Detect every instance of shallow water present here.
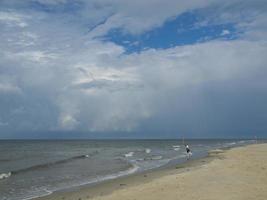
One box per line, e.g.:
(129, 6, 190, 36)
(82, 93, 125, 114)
(0, 139, 257, 200)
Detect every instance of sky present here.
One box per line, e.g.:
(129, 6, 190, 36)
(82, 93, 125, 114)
(0, 0, 267, 139)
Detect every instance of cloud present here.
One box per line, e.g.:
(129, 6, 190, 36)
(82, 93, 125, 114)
(196, 0, 267, 40)
(58, 113, 79, 130)
(34, 0, 68, 5)
(221, 29, 230, 36)
(0, 83, 22, 94)
(0, 0, 218, 37)
(0, 0, 266, 137)
(0, 121, 8, 126)
(87, 0, 218, 37)
(28, 39, 265, 133)
(4, 51, 58, 63)
(0, 11, 28, 27)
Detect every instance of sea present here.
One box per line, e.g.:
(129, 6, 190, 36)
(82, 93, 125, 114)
(0, 139, 260, 200)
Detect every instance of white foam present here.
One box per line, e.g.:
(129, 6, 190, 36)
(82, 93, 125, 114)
(0, 172, 11, 180)
(124, 152, 134, 157)
(65, 164, 140, 190)
(172, 145, 180, 151)
(145, 148, 151, 154)
(24, 165, 139, 200)
(151, 155, 163, 160)
(22, 189, 53, 200)
(227, 142, 236, 146)
(95, 164, 139, 182)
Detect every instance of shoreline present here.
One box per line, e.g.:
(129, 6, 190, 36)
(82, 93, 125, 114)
(34, 144, 239, 200)
(34, 143, 267, 200)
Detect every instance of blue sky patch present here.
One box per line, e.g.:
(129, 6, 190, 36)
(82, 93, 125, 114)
(102, 11, 241, 53)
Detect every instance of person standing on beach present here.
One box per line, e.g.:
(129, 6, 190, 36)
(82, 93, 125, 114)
(185, 144, 192, 159)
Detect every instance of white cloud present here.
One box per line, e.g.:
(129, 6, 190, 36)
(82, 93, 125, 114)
(87, 0, 218, 37)
(46, 39, 266, 132)
(58, 113, 79, 130)
(0, 0, 266, 135)
(221, 29, 230, 36)
(0, 11, 28, 27)
(12, 51, 58, 63)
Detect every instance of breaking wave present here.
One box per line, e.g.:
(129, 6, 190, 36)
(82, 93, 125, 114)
(145, 148, 151, 153)
(0, 172, 11, 180)
(10, 153, 96, 176)
(124, 152, 134, 157)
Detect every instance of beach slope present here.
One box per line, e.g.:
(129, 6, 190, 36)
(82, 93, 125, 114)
(37, 143, 267, 200)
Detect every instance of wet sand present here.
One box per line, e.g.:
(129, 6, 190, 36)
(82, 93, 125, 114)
(35, 143, 267, 200)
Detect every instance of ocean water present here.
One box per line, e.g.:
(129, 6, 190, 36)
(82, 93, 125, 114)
(0, 139, 258, 200)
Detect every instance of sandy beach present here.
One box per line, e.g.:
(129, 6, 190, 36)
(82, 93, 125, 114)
(35, 143, 267, 200)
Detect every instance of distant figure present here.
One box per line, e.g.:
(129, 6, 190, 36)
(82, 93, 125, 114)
(185, 144, 192, 159)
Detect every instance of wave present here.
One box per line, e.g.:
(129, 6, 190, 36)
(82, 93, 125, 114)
(124, 152, 134, 157)
(22, 189, 53, 200)
(24, 164, 139, 200)
(172, 145, 180, 151)
(144, 155, 163, 160)
(19, 159, 137, 200)
(92, 164, 139, 183)
(145, 148, 151, 154)
(10, 154, 94, 176)
(0, 172, 11, 180)
(225, 142, 236, 146)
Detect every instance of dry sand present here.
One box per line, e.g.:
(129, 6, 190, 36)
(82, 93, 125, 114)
(35, 143, 267, 200)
